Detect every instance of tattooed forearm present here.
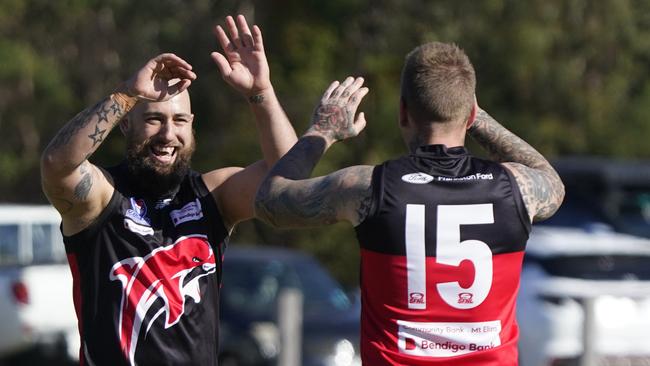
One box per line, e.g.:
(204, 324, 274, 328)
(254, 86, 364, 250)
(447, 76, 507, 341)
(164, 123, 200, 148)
(469, 108, 565, 222)
(47, 101, 102, 152)
(257, 176, 339, 227)
(44, 94, 131, 170)
(470, 109, 548, 170)
(256, 166, 373, 227)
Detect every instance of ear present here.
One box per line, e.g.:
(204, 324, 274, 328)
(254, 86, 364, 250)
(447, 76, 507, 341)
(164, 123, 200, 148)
(399, 98, 409, 128)
(465, 97, 478, 130)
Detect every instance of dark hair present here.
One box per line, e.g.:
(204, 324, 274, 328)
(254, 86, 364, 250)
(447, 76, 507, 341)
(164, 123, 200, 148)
(400, 42, 476, 124)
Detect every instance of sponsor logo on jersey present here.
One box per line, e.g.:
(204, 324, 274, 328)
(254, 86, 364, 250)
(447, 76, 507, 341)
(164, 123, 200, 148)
(401, 172, 435, 184)
(409, 292, 425, 304)
(436, 173, 494, 182)
(170, 199, 203, 226)
(458, 292, 473, 304)
(109, 235, 216, 366)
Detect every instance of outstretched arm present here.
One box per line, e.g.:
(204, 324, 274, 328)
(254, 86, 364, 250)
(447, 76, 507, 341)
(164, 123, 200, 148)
(255, 77, 374, 227)
(41, 54, 196, 234)
(468, 107, 565, 222)
(203, 15, 298, 228)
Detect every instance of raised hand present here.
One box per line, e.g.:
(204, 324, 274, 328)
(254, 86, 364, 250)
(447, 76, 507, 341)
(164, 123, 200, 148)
(307, 77, 369, 145)
(124, 53, 196, 101)
(211, 15, 271, 98)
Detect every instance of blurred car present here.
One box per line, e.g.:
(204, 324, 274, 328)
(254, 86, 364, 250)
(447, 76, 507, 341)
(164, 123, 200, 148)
(0, 204, 78, 363)
(218, 246, 361, 366)
(517, 158, 650, 366)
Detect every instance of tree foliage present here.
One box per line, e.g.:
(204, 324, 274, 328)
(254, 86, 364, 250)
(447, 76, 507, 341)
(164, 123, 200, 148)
(2, 0, 650, 286)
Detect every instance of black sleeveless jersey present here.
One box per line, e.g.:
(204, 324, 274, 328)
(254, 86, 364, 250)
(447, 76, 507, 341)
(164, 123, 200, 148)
(63, 163, 229, 366)
(355, 145, 530, 365)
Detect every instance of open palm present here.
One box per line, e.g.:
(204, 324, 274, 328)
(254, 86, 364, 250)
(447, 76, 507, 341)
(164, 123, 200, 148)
(211, 15, 271, 97)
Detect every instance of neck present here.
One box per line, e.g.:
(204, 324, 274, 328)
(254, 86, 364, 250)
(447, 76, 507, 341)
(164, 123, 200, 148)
(405, 118, 468, 153)
(407, 132, 466, 153)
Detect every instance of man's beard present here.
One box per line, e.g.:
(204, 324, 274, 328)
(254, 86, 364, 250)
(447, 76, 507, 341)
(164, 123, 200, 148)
(125, 135, 195, 198)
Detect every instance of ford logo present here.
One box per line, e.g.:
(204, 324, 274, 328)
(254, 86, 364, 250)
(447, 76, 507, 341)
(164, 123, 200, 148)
(401, 172, 434, 184)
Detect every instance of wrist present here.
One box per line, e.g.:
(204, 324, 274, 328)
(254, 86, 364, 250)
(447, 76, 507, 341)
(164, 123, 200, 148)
(303, 129, 337, 149)
(247, 87, 274, 105)
(111, 84, 139, 111)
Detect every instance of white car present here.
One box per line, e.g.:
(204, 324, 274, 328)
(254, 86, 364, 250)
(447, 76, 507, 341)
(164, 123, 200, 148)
(0, 204, 78, 362)
(517, 225, 650, 366)
(517, 157, 650, 366)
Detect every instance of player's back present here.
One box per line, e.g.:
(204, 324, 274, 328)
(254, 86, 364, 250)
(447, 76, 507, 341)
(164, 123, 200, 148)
(355, 145, 530, 365)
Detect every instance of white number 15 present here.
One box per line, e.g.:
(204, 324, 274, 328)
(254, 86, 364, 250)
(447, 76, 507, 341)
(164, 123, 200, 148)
(405, 204, 494, 310)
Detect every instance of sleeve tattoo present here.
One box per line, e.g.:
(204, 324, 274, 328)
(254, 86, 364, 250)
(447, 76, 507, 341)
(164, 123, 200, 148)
(255, 136, 374, 227)
(470, 109, 565, 221)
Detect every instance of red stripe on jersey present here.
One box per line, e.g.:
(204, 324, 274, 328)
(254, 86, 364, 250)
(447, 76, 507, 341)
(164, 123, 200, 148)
(67, 253, 84, 366)
(360, 248, 525, 365)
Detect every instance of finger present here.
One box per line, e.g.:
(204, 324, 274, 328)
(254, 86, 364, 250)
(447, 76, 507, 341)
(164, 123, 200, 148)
(348, 86, 369, 111)
(210, 52, 233, 77)
(331, 76, 354, 98)
(168, 67, 197, 81)
(155, 53, 193, 70)
(341, 77, 365, 99)
(252, 25, 264, 52)
(167, 79, 192, 96)
(236, 14, 254, 48)
(214, 25, 235, 54)
(322, 81, 340, 101)
(225, 15, 242, 49)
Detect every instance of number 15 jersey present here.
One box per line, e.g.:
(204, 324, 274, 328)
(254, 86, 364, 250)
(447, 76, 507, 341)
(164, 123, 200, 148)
(355, 145, 531, 365)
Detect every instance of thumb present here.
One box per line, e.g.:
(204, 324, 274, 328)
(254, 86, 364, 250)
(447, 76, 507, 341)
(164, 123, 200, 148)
(211, 52, 233, 78)
(354, 112, 367, 134)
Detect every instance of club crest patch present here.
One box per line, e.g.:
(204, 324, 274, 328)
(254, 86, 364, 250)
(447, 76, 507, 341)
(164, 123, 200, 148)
(124, 198, 154, 236)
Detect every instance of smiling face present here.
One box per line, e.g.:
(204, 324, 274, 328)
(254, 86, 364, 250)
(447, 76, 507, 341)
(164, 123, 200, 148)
(122, 91, 196, 197)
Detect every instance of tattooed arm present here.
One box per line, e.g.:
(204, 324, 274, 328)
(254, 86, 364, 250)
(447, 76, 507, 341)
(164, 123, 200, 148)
(40, 53, 196, 235)
(255, 77, 373, 227)
(468, 107, 565, 222)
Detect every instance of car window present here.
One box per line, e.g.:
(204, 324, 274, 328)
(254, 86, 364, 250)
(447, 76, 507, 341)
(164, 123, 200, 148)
(222, 255, 352, 318)
(0, 224, 19, 266)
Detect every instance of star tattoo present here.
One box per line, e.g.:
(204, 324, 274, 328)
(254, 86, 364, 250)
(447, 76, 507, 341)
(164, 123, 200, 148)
(88, 124, 107, 147)
(110, 102, 121, 116)
(96, 104, 111, 124)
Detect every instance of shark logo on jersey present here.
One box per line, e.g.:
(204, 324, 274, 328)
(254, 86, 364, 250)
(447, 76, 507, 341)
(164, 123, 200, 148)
(109, 235, 216, 365)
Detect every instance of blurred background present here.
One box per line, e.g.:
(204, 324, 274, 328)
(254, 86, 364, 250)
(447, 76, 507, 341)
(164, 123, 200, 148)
(1, 0, 650, 365)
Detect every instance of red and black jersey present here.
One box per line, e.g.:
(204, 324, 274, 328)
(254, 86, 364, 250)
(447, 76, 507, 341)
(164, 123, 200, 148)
(63, 163, 229, 366)
(355, 145, 530, 366)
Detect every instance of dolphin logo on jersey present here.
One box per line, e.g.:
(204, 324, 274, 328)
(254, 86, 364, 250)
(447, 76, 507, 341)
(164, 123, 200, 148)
(109, 234, 216, 365)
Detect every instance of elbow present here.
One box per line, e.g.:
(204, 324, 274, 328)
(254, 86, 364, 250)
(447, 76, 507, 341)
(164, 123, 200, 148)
(40, 149, 61, 177)
(40, 147, 76, 180)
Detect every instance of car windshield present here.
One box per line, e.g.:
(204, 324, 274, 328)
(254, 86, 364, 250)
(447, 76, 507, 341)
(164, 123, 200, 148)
(221, 254, 352, 318)
(539, 183, 650, 239)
